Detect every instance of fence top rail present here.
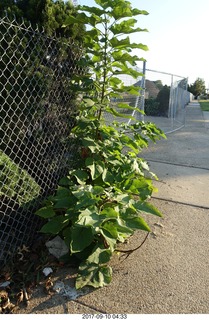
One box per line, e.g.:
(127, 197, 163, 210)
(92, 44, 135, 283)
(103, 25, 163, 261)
(146, 68, 187, 80)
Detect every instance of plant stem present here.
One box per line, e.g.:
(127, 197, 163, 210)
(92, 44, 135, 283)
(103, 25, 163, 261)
(115, 232, 150, 261)
(98, 15, 108, 121)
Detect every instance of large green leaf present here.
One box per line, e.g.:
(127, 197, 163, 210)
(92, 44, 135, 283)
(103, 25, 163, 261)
(92, 185, 104, 195)
(35, 206, 55, 219)
(123, 178, 154, 200)
(85, 158, 104, 180)
(40, 216, 69, 235)
(54, 197, 76, 209)
(106, 107, 135, 120)
(80, 5, 106, 18)
(70, 226, 94, 253)
(76, 262, 112, 289)
(62, 226, 72, 248)
(112, 51, 141, 64)
(102, 168, 114, 184)
(73, 170, 89, 185)
(110, 36, 148, 51)
(82, 137, 98, 152)
(110, 19, 148, 35)
(87, 244, 112, 264)
(120, 135, 139, 153)
(100, 207, 119, 218)
(77, 208, 102, 228)
(101, 220, 133, 242)
(122, 216, 150, 232)
(134, 201, 163, 217)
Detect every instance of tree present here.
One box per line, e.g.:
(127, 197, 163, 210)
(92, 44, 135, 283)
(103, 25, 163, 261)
(154, 80, 163, 91)
(0, 0, 85, 40)
(156, 85, 170, 116)
(188, 78, 206, 99)
(0, 0, 85, 191)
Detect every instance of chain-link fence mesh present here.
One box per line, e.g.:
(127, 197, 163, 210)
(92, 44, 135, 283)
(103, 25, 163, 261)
(106, 64, 192, 134)
(105, 66, 144, 125)
(144, 68, 192, 133)
(0, 16, 83, 266)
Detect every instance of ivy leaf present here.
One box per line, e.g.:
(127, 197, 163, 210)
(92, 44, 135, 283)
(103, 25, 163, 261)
(76, 262, 112, 289)
(82, 137, 99, 153)
(40, 216, 69, 235)
(119, 207, 150, 231)
(113, 193, 131, 204)
(100, 207, 119, 218)
(54, 197, 76, 209)
(123, 178, 154, 200)
(83, 98, 95, 107)
(120, 135, 139, 153)
(122, 216, 150, 232)
(77, 208, 102, 228)
(85, 158, 104, 180)
(92, 185, 104, 195)
(134, 201, 163, 217)
(87, 244, 112, 264)
(62, 226, 72, 247)
(35, 206, 55, 219)
(100, 229, 117, 251)
(102, 168, 114, 184)
(102, 220, 133, 242)
(73, 170, 89, 185)
(59, 176, 72, 186)
(70, 225, 94, 253)
(55, 186, 71, 198)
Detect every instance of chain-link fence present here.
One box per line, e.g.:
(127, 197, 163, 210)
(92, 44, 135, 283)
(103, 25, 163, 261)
(107, 63, 192, 134)
(0, 16, 83, 266)
(144, 68, 192, 133)
(105, 66, 144, 125)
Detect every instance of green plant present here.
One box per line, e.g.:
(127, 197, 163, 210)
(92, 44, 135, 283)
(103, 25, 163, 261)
(0, 151, 40, 206)
(145, 98, 160, 116)
(156, 85, 170, 117)
(188, 77, 206, 99)
(35, 0, 166, 289)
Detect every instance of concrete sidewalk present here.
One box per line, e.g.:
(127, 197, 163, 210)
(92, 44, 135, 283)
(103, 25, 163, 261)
(20, 102, 209, 314)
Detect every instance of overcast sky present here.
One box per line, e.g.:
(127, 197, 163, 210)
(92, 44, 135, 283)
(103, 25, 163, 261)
(77, 0, 209, 87)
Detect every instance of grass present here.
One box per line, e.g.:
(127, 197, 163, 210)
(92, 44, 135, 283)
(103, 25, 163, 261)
(199, 100, 209, 111)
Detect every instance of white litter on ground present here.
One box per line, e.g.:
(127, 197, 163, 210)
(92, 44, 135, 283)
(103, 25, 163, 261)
(45, 236, 69, 259)
(53, 281, 90, 300)
(42, 267, 53, 277)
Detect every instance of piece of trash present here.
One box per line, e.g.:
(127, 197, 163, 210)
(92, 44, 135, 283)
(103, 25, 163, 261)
(0, 281, 11, 288)
(45, 236, 69, 259)
(42, 267, 53, 277)
(53, 281, 65, 294)
(53, 281, 90, 300)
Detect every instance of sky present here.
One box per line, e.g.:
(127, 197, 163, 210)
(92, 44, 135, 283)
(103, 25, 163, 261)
(76, 0, 209, 87)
